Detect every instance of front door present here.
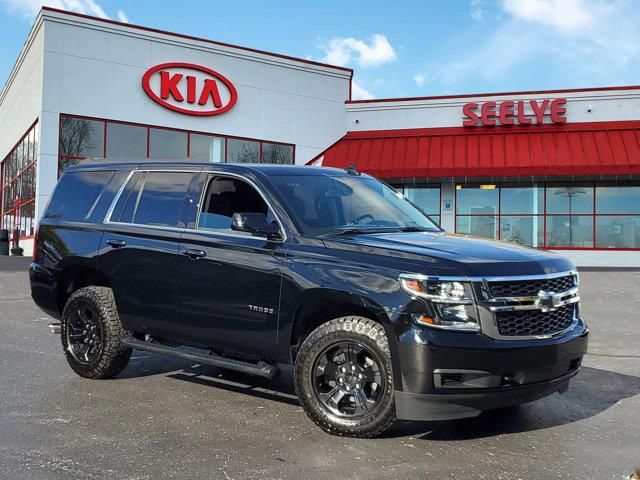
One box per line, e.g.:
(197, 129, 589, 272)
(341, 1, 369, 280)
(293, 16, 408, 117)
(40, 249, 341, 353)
(176, 173, 287, 358)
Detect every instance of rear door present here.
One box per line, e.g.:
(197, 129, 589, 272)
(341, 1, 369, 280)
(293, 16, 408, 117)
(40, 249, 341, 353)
(98, 169, 199, 336)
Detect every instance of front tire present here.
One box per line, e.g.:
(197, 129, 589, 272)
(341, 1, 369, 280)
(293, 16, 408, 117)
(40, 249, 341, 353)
(294, 316, 396, 437)
(60, 286, 132, 379)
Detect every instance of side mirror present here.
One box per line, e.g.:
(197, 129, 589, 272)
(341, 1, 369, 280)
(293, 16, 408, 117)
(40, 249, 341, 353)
(231, 212, 282, 240)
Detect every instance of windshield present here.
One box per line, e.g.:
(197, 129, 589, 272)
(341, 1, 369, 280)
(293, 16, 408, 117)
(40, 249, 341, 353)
(269, 174, 441, 236)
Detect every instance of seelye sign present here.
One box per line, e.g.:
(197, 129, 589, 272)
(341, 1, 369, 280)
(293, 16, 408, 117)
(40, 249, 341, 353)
(142, 62, 238, 116)
(462, 98, 567, 127)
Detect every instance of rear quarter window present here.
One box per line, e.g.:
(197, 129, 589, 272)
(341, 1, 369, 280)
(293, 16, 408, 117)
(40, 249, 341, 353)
(109, 171, 193, 228)
(45, 170, 115, 222)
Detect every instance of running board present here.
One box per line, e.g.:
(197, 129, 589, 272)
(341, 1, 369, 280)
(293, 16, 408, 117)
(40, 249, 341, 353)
(120, 338, 280, 379)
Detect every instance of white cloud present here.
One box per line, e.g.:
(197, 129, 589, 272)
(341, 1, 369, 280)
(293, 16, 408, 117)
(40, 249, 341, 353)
(419, 0, 640, 91)
(319, 34, 397, 68)
(501, 0, 594, 34)
(116, 9, 128, 23)
(413, 73, 427, 87)
(351, 80, 374, 100)
(0, 0, 127, 22)
(471, 0, 486, 21)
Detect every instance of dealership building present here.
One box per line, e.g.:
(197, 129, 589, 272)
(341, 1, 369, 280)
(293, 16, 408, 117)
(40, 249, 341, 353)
(1, 7, 640, 266)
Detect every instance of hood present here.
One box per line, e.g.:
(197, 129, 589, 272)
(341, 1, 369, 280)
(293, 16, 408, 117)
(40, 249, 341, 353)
(324, 231, 574, 277)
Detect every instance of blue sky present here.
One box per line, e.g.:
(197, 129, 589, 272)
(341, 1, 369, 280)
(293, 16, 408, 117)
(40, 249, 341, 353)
(1, 0, 639, 100)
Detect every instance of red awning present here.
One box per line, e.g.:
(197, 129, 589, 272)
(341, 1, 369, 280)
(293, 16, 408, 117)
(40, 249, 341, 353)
(310, 121, 640, 179)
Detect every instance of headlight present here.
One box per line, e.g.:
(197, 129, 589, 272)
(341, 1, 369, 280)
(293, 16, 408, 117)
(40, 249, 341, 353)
(399, 274, 481, 331)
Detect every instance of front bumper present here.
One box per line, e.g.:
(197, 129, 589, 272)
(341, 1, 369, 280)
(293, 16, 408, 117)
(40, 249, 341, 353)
(393, 319, 588, 421)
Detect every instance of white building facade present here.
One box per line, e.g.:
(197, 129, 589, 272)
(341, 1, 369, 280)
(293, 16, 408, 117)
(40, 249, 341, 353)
(2, 7, 640, 266)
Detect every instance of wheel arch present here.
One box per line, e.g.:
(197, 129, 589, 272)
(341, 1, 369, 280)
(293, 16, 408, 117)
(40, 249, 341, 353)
(57, 263, 112, 315)
(287, 289, 403, 390)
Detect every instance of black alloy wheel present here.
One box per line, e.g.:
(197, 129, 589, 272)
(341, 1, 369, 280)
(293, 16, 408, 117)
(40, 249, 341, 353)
(294, 316, 396, 437)
(313, 341, 384, 418)
(66, 305, 104, 365)
(61, 286, 132, 379)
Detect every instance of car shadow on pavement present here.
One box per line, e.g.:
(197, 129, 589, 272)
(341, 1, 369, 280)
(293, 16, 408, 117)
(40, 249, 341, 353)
(165, 362, 301, 407)
(385, 366, 640, 440)
(119, 359, 640, 440)
(116, 352, 202, 378)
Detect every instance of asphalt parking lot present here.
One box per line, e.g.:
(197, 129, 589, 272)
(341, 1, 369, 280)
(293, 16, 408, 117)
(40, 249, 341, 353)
(0, 263, 638, 480)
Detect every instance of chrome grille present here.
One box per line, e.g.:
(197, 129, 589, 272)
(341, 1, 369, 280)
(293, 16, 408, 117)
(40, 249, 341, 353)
(479, 271, 580, 339)
(495, 304, 575, 337)
(488, 274, 576, 298)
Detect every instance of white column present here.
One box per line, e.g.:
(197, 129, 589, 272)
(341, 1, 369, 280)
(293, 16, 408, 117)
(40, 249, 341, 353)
(532, 183, 539, 247)
(34, 111, 60, 225)
(440, 181, 456, 233)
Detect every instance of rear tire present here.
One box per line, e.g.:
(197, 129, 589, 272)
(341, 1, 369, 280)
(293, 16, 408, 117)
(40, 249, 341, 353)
(294, 316, 396, 438)
(60, 286, 132, 379)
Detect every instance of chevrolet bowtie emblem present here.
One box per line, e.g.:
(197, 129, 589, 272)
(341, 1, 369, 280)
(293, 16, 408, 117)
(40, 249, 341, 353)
(535, 290, 561, 311)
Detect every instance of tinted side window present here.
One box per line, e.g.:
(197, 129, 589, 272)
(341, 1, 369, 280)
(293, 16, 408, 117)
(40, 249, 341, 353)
(133, 173, 193, 227)
(119, 173, 146, 224)
(197, 176, 270, 233)
(45, 170, 114, 221)
(86, 171, 130, 223)
(110, 172, 142, 223)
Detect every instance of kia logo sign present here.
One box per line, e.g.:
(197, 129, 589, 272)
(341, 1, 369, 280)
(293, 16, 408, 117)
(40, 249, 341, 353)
(462, 98, 567, 127)
(142, 62, 238, 116)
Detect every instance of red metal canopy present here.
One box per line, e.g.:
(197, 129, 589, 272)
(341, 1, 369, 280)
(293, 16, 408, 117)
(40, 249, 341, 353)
(310, 121, 640, 179)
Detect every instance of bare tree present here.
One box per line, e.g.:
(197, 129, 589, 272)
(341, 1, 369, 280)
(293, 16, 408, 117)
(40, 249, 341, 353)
(262, 144, 292, 164)
(228, 141, 259, 163)
(59, 117, 101, 171)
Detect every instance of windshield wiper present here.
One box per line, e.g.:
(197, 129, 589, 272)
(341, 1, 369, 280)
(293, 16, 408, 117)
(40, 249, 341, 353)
(321, 227, 397, 237)
(397, 226, 438, 232)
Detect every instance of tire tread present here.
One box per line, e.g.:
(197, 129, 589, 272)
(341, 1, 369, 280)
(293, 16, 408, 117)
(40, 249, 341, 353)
(294, 316, 396, 438)
(61, 286, 131, 379)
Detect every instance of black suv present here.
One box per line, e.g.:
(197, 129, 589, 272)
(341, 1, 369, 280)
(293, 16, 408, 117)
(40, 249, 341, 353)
(30, 162, 588, 437)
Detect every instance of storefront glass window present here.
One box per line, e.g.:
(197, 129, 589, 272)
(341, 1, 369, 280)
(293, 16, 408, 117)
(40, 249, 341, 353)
(455, 184, 498, 215)
(546, 183, 594, 214)
(500, 184, 544, 214)
(456, 215, 497, 239)
(227, 139, 260, 163)
(149, 128, 187, 158)
(404, 186, 440, 225)
(1, 121, 38, 239)
(595, 184, 640, 214)
(106, 123, 148, 158)
(190, 134, 224, 163)
(451, 181, 640, 249)
(262, 143, 294, 164)
(500, 216, 544, 247)
(59, 115, 294, 174)
(59, 117, 105, 172)
(596, 216, 640, 248)
(546, 216, 594, 247)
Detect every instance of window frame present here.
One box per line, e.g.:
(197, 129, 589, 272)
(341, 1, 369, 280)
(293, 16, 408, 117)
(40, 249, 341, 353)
(58, 114, 296, 176)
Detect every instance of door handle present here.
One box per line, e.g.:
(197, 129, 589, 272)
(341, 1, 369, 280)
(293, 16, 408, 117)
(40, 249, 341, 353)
(106, 239, 126, 248)
(182, 248, 206, 259)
